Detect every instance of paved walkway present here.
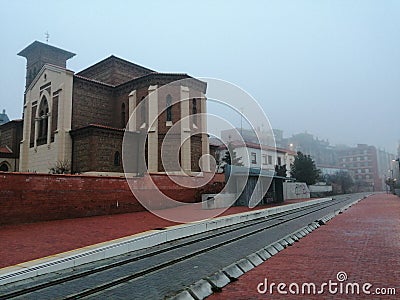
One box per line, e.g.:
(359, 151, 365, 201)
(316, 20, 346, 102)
(209, 193, 400, 299)
(0, 198, 309, 269)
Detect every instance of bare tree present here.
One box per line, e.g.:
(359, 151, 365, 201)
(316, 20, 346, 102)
(49, 160, 71, 174)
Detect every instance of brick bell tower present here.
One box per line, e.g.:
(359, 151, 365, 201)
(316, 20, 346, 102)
(18, 41, 75, 92)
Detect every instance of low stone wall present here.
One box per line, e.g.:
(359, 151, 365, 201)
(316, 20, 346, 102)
(283, 182, 310, 200)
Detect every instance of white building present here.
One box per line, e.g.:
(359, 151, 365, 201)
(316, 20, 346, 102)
(216, 140, 296, 177)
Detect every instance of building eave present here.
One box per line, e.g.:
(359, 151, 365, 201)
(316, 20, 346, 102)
(18, 40, 75, 60)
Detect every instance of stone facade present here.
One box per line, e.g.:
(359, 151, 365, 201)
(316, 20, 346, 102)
(17, 41, 209, 174)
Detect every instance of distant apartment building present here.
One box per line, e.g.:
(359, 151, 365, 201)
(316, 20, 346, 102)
(377, 148, 396, 187)
(221, 127, 275, 147)
(337, 144, 381, 192)
(284, 132, 338, 167)
(397, 141, 400, 158)
(318, 164, 353, 177)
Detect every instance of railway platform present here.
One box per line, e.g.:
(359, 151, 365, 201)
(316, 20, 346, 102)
(209, 193, 400, 299)
(0, 198, 310, 269)
(0, 194, 387, 299)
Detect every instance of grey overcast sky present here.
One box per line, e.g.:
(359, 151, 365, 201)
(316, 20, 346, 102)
(0, 0, 399, 153)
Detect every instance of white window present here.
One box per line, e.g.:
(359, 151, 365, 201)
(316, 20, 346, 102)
(268, 155, 272, 165)
(251, 152, 257, 164)
(262, 155, 267, 165)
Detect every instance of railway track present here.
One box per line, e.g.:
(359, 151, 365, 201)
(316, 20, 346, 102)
(0, 193, 369, 299)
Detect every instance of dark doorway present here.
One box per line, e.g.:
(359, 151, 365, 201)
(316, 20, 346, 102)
(0, 163, 9, 172)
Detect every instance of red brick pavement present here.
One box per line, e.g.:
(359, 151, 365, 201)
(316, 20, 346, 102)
(0, 198, 310, 269)
(209, 193, 400, 299)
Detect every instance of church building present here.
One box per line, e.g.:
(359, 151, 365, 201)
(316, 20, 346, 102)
(17, 41, 210, 175)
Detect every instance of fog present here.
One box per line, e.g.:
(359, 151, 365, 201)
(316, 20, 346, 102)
(1, 0, 399, 152)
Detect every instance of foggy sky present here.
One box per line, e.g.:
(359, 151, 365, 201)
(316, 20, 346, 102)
(1, 0, 399, 153)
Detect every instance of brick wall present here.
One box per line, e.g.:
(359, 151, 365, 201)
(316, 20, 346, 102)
(71, 126, 124, 173)
(71, 126, 145, 173)
(0, 172, 225, 225)
(72, 77, 114, 130)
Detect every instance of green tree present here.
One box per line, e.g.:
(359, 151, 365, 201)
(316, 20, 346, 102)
(290, 151, 321, 185)
(222, 142, 244, 166)
(326, 171, 354, 194)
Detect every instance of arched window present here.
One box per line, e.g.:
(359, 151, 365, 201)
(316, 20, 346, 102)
(166, 94, 172, 122)
(0, 162, 9, 172)
(121, 103, 126, 128)
(37, 97, 49, 145)
(114, 151, 121, 166)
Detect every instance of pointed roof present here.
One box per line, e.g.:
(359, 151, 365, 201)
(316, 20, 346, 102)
(76, 55, 155, 86)
(18, 40, 75, 60)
